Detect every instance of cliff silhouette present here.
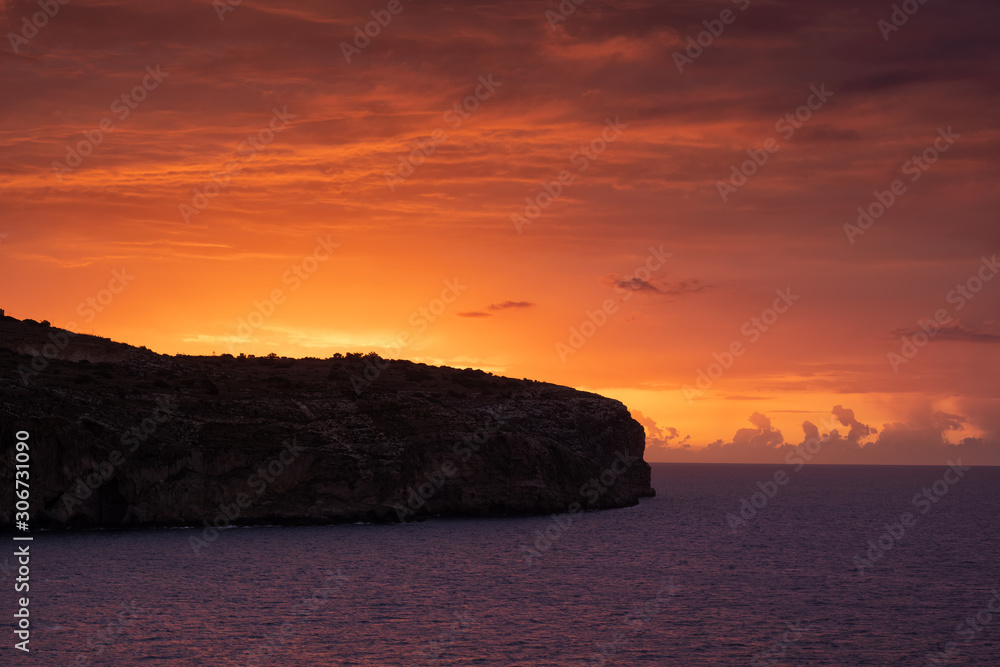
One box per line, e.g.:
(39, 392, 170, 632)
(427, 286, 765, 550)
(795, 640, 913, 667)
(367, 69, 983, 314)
(0, 314, 654, 529)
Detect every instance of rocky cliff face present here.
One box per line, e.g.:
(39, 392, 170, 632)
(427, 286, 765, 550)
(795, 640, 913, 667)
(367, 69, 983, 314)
(0, 316, 654, 529)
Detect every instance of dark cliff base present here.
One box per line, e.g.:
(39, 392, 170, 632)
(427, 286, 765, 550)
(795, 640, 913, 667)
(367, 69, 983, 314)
(0, 316, 654, 530)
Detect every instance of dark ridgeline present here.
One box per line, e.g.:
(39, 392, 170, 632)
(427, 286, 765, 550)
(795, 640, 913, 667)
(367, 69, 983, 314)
(0, 315, 654, 529)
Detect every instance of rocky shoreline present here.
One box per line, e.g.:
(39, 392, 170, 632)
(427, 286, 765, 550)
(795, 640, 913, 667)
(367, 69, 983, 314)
(0, 315, 655, 530)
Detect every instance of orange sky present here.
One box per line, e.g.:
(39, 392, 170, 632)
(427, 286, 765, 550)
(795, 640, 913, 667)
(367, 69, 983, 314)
(2, 0, 999, 464)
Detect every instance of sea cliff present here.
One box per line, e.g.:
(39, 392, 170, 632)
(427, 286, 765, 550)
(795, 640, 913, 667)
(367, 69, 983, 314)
(0, 316, 654, 529)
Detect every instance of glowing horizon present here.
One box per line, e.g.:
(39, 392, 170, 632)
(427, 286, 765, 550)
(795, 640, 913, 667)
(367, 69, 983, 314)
(2, 0, 998, 464)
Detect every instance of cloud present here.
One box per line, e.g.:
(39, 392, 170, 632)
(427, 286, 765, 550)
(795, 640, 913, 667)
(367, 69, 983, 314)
(840, 68, 932, 93)
(796, 124, 863, 143)
(614, 277, 660, 293)
(645, 406, 1000, 466)
(632, 410, 690, 450)
(611, 277, 717, 296)
(660, 279, 717, 296)
(460, 301, 535, 318)
(2, 0, 998, 469)
(831, 404, 874, 444)
(725, 411, 784, 453)
(890, 320, 1000, 344)
(488, 300, 534, 311)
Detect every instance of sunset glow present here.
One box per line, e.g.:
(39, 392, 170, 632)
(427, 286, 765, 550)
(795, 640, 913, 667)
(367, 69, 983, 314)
(2, 0, 998, 464)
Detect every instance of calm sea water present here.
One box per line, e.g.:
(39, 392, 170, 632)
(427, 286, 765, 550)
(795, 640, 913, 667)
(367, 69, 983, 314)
(13, 463, 1000, 665)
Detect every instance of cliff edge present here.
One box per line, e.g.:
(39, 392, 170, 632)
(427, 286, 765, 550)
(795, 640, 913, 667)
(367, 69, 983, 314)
(0, 315, 655, 529)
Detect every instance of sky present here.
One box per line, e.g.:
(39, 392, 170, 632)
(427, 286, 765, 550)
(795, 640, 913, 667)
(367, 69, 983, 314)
(1, 0, 998, 465)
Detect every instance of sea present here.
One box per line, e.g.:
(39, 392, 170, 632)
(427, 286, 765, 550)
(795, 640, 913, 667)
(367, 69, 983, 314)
(15, 463, 1000, 665)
